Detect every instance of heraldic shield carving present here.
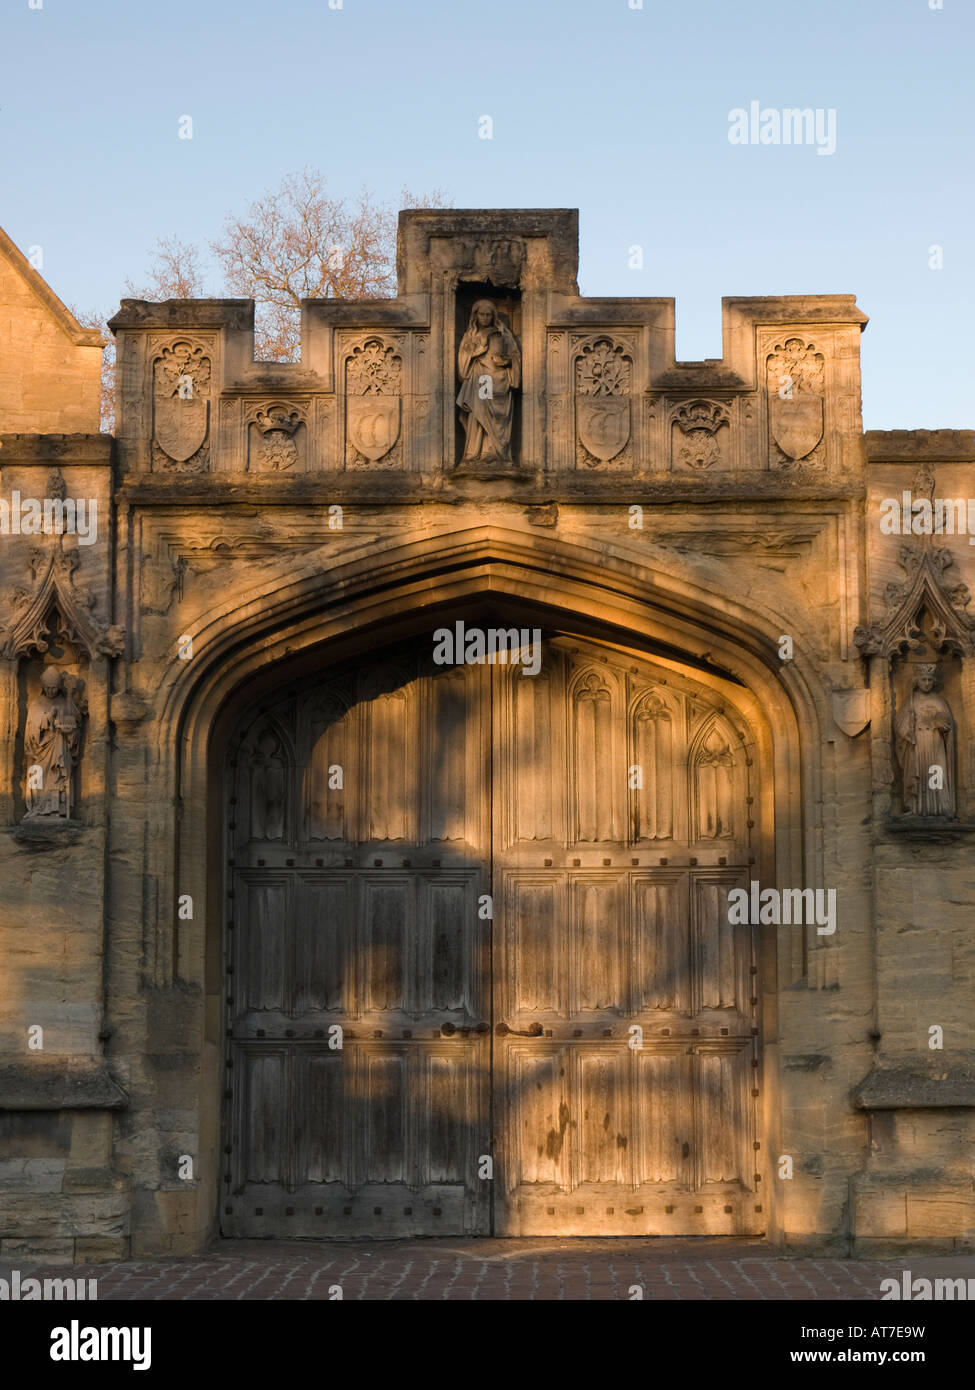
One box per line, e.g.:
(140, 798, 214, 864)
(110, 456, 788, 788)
(153, 341, 211, 466)
(575, 338, 632, 463)
(831, 689, 870, 737)
(347, 395, 401, 462)
(576, 397, 631, 461)
(346, 338, 402, 463)
(766, 338, 825, 462)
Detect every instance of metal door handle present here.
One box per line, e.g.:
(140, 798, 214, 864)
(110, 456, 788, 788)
(496, 1022, 544, 1037)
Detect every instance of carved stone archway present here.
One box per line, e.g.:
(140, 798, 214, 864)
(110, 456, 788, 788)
(134, 525, 820, 1250)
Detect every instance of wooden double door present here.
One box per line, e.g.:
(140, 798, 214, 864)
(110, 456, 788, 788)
(222, 633, 764, 1238)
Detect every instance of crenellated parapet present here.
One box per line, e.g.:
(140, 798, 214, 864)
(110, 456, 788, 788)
(109, 211, 868, 492)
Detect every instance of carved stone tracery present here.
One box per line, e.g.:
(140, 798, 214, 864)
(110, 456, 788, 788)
(854, 544, 975, 660)
(856, 543, 973, 828)
(1, 535, 125, 660)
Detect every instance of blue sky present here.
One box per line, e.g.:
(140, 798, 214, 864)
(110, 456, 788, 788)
(1, 0, 972, 428)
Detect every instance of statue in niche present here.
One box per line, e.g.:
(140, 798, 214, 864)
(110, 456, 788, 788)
(249, 730, 285, 840)
(23, 666, 83, 820)
(895, 663, 956, 817)
(456, 299, 521, 464)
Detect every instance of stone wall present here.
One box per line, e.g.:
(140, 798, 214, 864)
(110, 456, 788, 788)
(0, 230, 102, 434)
(0, 210, 972, 1260)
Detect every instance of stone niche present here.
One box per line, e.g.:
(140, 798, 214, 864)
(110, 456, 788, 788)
(855, 538, 975, 834)
(453, 282, 522, 474)
(16, 633, 89, 826)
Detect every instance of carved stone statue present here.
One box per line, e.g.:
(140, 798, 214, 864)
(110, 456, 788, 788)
(895, 664, 956, 817)
(456, 300, 521, 464)
(23, 666, 83, 820)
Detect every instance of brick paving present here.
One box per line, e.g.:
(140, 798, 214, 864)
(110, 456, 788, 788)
(17, 1238, 975, 1300)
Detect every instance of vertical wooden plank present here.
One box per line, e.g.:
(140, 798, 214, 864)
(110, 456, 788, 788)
(422, 876, 471, 1014)
(510, 662, 557, 843)
(238, 877, 290, 1014)
(424, 667, 468, 842)
(362, 1047, 409, 1185)
(422, 1049, 469, 1185)
(238, 1048, 288, 1185)
(294, 1050, 348, 1186)
(360, 876, 411, 1013)
(303, 710, 348, 840)
(504, 873, 562, 1015)
(507, 1046, 567, 1188)
(294, 875, 353, 1014)
(576, 1048, 629, 1186)
(693, 873, 748, 1013)
(571, 670, 616, 842)
(634, 1050, 687, 1185)
(695, 1047, 745, 1186)
(571, 875, 623, 1013)
(631, 874, 686, 1013)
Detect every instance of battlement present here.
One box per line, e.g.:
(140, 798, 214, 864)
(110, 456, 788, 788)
(108, 209, 867, 485)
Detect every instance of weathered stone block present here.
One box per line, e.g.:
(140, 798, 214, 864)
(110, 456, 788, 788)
(0, 1236, 74, 1263)
(0, 1158, 64, 1192)
(72, 1235, 130, 1263)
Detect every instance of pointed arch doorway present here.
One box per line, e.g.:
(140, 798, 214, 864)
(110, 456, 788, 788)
(221, 626, 765, 1239)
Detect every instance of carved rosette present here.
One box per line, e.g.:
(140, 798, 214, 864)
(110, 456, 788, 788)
(151, 339, 212, 472)
(670, 399, 731, 470)
(574, 337, 633, 468)
(766, 338, 825, 467)
(345, 337, 403, 467)
(244, 400, 307, 472)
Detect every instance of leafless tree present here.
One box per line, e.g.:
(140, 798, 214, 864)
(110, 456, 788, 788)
(210, 171, 449, 360)
(124, 236, 207, 300)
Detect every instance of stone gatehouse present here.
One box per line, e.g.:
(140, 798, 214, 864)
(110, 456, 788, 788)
(1, 209, 973, 1262)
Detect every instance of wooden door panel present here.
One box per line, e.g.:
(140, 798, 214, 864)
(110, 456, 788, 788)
(224, 653, 491, 1239)
(575, 1047, 630, 1187)
(630, 873, 689, 1013)
(294, 875, 353, 1014)
(295, 1052, 349, 1185)
(633, 1048, 689, 1186)
(224, 635, 764, 1239)
(570, 875, 625, 1015)
(359, 876, 411, 1014)
(234, 1047, 288, 1187)
(504, 1045, 569, 1189)
(493, 638, 764, 1237)
(501, 873, 563, 1017)
(236, 876, 290, 1014)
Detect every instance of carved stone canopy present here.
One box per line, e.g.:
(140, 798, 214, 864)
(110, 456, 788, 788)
(1, 537, 125, 660)
(854, 543, 975, 660)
